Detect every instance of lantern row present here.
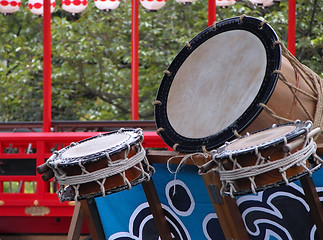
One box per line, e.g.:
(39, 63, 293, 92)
(0, 0, 279, 15)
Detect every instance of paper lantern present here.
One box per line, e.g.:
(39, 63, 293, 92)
(176, 0, 196, 4)
(28, 0, 55, 15)
(140, 0, 166, 11)
(0, 0, 20, 14)
(216, 0, 235, 7)
(249, 0, 274, 7)
(94, 0, 120, 11)
(62, 0, 88, 14)
(263, 0, 274, 6)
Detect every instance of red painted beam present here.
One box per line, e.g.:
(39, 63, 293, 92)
(131, 0, 139, 120)
(208, 0, 216, 27)
(0, 216, 89, 234)
(43, 0, 52, 132)
(288, 0, 296, 55)
(0, 131, 166, 148)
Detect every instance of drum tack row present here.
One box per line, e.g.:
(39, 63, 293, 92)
(37, 16, 323, 240)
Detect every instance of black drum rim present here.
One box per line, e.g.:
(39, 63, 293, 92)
(214, 121, 312, 160)
(154, 16, 282, 153)
(48, 128, 142, 167)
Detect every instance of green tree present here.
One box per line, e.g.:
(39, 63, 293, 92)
(0, 0, 321, 121)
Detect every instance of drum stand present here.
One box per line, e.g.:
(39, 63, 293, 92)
(67, 199, 105, 240)
(67, 178, 173, 240)
(66, 150, 323, 240)
(146, 150, 250, 240)
(300, 174, 323, 238)
(201, 171, 250, 239)
(147, 150, 323, 240)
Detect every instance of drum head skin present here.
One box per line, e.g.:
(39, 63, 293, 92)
(154, 16, 281, 153)
(215, 121, 312, 159)
(48, 129, 143, 167)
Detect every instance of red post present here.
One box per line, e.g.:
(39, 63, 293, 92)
(208, 0, 216, 27)
(131, 0, 139, 120)
(288, 0, 296, 56)
(43, 0, 52, 132)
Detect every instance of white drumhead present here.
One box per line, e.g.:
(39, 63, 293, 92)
(167, 30, 267, 139)
(226, 125, 296, 151)
(61, 133, 130, 159)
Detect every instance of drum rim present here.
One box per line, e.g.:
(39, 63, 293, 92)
(48, 128, 143, 167)
(214, 121, 312, 159)
(154, 16, 282, 153)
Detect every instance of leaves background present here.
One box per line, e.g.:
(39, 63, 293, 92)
(0, 0, 321, 121)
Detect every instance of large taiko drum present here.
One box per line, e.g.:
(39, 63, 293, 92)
(46, 128, 155, 201)
(154, 16, 323, 153)
(209, 121, 321, 196)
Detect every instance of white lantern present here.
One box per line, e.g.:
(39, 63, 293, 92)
(176, 0, 196, 4)
(62, 0, 88, 14)
(216, 0, 235, 7)
(263, 0, 274, 7)
(28, 0, 55, 15)
(140, 0, 166, 11)
(0, 0, 20, 14)
(249, 0, 274, 7)
(94, 0, 120, 11)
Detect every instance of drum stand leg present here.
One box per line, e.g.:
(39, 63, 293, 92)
(300, 174, 323, 238)
(146, 150, 249, 240)
(201, 171, 249, 240)
(66, 181, 172, 239)
(67, 199, 105, 240)
(67, 201, 84, 240)
(142, 179, 174, 240)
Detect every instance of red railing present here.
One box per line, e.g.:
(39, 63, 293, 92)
(0, 131, 167, 234)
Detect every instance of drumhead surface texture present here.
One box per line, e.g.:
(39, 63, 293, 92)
(225, 125, 295, 151)
(49, 129, 142, 166)
(155, 16, 281, 153)
(215, 121, 311, 158)
(167, 30, 266, 139)
(61, 134, 130, 159)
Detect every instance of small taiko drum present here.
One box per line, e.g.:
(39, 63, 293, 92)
(208, 121, 322, 196)
(46, 128, 154, 201)
(154, 15, 323, 153)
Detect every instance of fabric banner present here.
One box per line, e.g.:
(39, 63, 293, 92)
(95, 163, 323, 240)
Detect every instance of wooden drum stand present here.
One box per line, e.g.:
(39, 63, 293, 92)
(66, 149, 323, 240)
(66, 176, 173, 240)
(66, 149, 248, 240)
(146, 150, 250, 240)
(146, 148, 323, 240)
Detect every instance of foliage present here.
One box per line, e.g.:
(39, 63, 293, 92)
(0, 0, 321, 121)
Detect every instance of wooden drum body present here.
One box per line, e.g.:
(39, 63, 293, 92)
(154, 16, 323, 154)
(212, 121, 320, 196)
(246, 55, 320, 135)
(47, 128, 154, 201)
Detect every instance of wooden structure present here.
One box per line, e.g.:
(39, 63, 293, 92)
(0, 120, 156, 133)
(67, 180, 173, 240)
(1, 128, 323, 238)
(147, 150, 250, 240)
(0, 131, 167, 234)
(65, 149, 249, 240)
(66, 149, 323, 240)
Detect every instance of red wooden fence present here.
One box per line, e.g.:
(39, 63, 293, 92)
(0, 131, 167, 234)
